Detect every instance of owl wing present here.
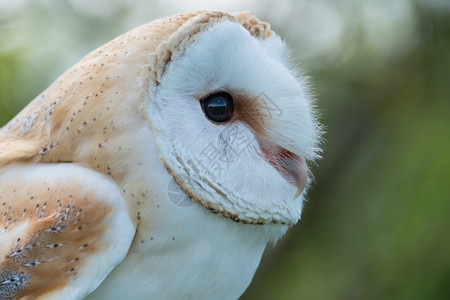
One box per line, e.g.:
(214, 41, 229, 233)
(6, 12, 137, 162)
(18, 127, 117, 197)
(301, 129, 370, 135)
(0, 163, 135, 300)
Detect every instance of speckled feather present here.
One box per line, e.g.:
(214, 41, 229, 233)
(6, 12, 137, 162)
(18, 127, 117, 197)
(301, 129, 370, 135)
(0, 164, 134, 299)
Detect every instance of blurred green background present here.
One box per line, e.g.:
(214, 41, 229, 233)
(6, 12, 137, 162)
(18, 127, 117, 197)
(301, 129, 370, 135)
(1, 1, 449, 299)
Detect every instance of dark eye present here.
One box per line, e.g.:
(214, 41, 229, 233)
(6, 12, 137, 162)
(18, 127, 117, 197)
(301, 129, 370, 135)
(200, 92, 234, 123)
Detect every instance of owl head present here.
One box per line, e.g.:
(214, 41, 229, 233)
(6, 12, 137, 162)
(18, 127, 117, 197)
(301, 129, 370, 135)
(145, 11, 322, 226)
(0, 10, 321, 228)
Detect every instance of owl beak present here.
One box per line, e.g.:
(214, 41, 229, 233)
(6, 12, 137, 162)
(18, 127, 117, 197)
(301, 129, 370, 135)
(261, 146, 308, 198)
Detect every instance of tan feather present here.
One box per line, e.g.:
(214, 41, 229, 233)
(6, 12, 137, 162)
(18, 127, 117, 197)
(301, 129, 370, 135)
(0, 164, 134, 299)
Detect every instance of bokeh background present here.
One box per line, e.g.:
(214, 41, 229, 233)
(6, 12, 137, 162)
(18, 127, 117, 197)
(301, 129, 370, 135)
(1, 0, 449, 299)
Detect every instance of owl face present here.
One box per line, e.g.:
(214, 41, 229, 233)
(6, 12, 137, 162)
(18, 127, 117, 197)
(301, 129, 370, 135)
(147, 17, 321, 225)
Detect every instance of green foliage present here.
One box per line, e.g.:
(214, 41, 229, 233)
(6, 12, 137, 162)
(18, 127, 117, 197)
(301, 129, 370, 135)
(0, 52, 26, 125)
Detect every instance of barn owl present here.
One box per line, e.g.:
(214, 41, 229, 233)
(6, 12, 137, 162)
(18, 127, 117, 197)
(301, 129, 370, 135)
(0, 10, 321, 300)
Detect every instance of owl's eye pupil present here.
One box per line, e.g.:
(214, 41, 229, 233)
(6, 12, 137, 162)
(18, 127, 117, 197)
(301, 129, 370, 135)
(200, 92, 234, 123)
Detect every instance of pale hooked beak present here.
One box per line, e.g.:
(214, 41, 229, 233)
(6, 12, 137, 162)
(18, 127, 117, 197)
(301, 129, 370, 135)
(261, 145, 308, 198)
